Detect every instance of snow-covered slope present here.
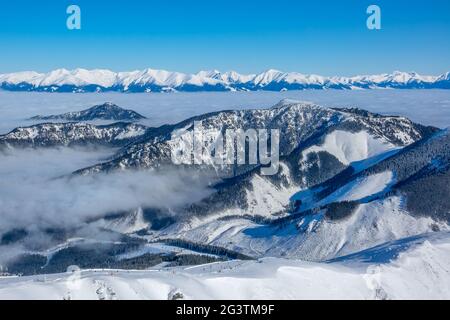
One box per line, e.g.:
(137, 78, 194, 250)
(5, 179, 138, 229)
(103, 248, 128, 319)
(156, 195, 447, 261)
(0, 232, 449, 300)
(317, 171, 395, 204)
(201, 129, 449, 261)
(302, 130, 395, 166)
(301, 128, 450, 220)
(1, 68, 448, 92)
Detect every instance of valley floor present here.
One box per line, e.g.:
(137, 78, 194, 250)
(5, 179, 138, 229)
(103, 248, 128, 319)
(1, 232, 449, 300)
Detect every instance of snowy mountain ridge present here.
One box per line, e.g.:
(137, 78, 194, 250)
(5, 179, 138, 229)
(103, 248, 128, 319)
(0, 122, 148, 149)
(1, 68, 449, 92)
(29, 102, 146, 121)
(75, 99, 435, 176)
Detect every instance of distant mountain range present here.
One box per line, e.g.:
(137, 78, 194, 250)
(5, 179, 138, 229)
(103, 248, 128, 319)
(0, 68, 449, 92)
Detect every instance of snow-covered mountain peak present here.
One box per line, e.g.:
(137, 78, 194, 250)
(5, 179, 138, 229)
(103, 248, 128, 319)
(29, 103, 146, 121)
(437, 72, 450, 81)
(252, 69, 285, 85)
(392, 70, 415, 76)
(196, 70, 221, 78)
(222, 71, 256, 84)
(390, 71, 420, 82)
(270, 99, 317, 110)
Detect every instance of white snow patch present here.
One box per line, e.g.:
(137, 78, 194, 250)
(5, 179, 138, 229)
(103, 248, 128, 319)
(303, 130, 395, 165)
(243, 167, 298, 216)
(320, 171, 395, 204)
(115, 127, 146, 140)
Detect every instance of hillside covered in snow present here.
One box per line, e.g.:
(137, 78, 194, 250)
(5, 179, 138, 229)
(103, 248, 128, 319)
(0, 231, 449, 300)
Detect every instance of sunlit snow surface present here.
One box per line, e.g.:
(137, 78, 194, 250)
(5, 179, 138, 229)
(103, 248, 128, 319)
(0, 232, 449, 300)
(302, 130, 395, 165)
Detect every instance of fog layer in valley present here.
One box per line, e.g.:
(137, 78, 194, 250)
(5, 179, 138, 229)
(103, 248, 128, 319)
(0, 147, 213, 262)
(0, 90, 449, 135)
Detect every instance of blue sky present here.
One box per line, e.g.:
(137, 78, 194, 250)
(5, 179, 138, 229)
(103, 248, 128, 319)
(0, 0, 449, 75)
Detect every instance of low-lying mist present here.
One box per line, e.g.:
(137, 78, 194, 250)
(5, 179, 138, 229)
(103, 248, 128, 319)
(0, 147, 214, 262)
